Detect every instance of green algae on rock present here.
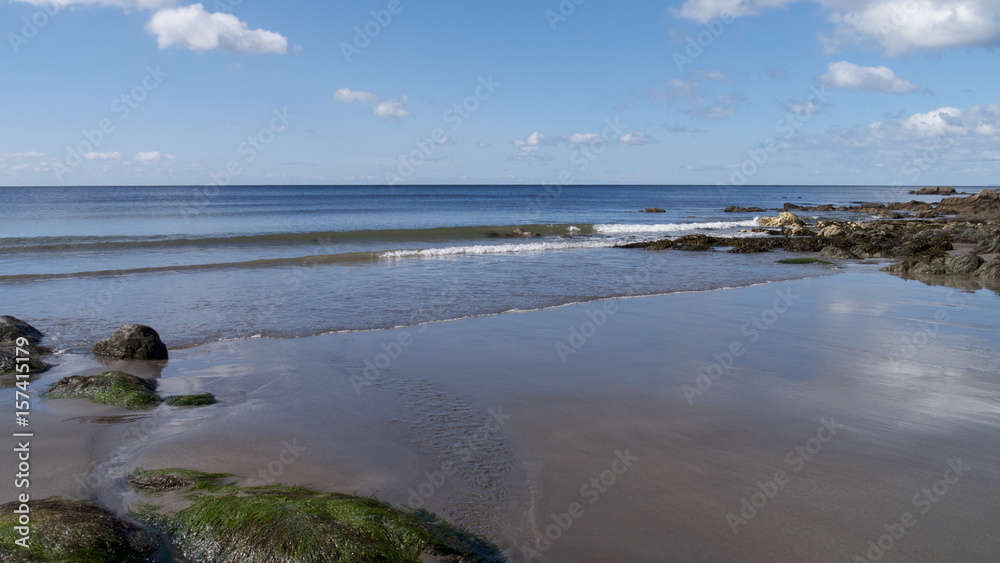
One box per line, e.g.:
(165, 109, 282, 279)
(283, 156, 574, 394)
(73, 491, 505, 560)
(0, 498, 157, 563)
(164, 393, 218, 407)
(42, 371, 162, 410)
(131, 469, 504, 563)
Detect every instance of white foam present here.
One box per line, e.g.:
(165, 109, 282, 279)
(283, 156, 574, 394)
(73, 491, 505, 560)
(593, 219, 760, 234)
(380, 240, 611, 259)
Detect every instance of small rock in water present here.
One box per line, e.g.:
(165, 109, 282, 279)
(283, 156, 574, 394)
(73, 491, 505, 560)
(93, 324, 169, 360)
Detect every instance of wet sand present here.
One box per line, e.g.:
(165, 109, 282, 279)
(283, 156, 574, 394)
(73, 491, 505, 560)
(6, 263, 1000, 562)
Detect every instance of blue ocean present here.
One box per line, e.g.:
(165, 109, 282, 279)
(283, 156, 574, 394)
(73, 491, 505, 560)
(1, 185, 928, 351)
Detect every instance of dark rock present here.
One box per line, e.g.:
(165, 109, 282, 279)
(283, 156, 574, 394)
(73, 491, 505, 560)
(0, 498, 157, 562)
(783, 203, 803, 211)
(974, 257, 1000, 279)
(946, 254, 985, 275)
(0, 316, 43, 344)
(640, 207, 666, 213)
(93, 324, 168, 360)
(820, 246, 855, 260)
(909, 186, 956, 195)
(724, 206, 765, 213)
(910, 257, 948, 275)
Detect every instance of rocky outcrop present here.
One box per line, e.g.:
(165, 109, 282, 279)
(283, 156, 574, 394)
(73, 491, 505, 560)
(757, 212, 805, 228)
(724, 206, 765, 213)
(0, 316, 51, 376)
(640, 207, 666, 213)
(93, 324, 168, 360)
(909, 186, 956, 195)
(0, 316, 43, 344)
(0, 498, 157, 562)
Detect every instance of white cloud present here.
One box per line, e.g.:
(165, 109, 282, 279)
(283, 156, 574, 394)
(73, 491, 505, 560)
(372, 97, 410, 120)
(84, 151, 121, 160)
(826, 0, 1000, 55)
(476, 142, 491, 147)
(146, 3, 289, 54)
(620, 131, 657, 145)
(674, 0, 797, 23)
(567, 133, 601, 148)
(333, 88, 377, 104)
(133, 151, 176, 162)
(676, 0, 1000, 55)
(663, 123, 706, 133)
(514, 132, 557, 152)
(818, 61, 920, 93)
(334, 88, 409, 121)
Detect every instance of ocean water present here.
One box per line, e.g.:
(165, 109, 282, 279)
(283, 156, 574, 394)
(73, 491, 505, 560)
(0, 185, 931, 352)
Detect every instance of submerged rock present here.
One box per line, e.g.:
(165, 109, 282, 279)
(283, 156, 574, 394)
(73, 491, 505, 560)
(164, 393, 217, 407)
(640, 207, 666, 213)
(724, 205, 765, 213)
(93, 324, 168, 361)
(131, 469, 503, 563)
(42, 371, 161, 410)
(0, 498, 157, 563)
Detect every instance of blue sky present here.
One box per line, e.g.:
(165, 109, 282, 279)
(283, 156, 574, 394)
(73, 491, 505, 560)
(1, 0, 998, 186)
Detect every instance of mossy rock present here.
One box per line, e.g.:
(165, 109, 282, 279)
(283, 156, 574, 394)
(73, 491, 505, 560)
(42, 371, 161, 410)
(131, 469, 502, 563)
(165, 393, 218, 407)
(777, 257, 833, 265)
(0, 498, 157, 562)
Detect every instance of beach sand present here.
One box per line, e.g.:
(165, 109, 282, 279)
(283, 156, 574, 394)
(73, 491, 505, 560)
(8, 263, 1000, 562)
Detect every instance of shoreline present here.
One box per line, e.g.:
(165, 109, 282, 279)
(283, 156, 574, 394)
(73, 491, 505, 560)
(5, 262, 1000, 561)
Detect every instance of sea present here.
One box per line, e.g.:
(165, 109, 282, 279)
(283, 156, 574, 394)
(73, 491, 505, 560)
(0, 184, 936, 353)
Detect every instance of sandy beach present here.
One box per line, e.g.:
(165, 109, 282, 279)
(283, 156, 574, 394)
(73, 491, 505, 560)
(6, 262, 999, 562)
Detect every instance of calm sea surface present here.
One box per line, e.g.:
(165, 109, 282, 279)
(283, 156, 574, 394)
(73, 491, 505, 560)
(0, 185, 936, 351)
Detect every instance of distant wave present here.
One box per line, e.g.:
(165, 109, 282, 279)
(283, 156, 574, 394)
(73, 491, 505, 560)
(0, 224, 595, 253)
(592, 219, 760, 234)
(380, 240, 611, 259)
